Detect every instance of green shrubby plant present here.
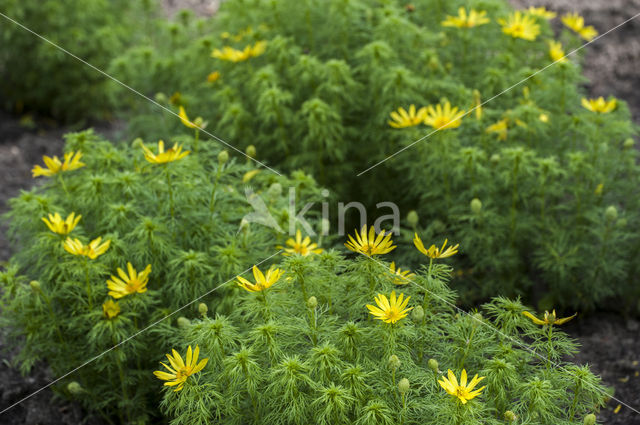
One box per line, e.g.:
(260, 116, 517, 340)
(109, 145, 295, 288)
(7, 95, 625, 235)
(106, 0, 640, 310)
(0, 129, 323, 422)
(156, 237, 605, 424)
(0, 0, 156, 120)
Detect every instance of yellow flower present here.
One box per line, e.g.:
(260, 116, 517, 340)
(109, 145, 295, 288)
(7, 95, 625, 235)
(107, 262, 152, 299)
(64, 237, 111, 260)
(539, 113, 549, 123)
(153, 345, 208, 392)
(439, 369, 485, 404)
(237, 265, 284, 292)
(281, 230, 323, 256)
(242, 169, 260, 183)
(211, 41, 266, 63)
(388, 105, 427, 129)
(42, 212, 81, 235)
(249, 40, 267, 57)
(345, 225, 396, 257)
(413, 233, 459, 259)
(485, 118, 509, 141)
(142, 140, 190, 164)
(562, 13, 598, 41)
(527, 7, 556, 19)
(102, 300, 121, 319)
(472, 90, 483, 120)
(388, 262, 416, 285)
(548, 40, 567, 63)
(367, 291, 413, 324)
(178, 106, 207, 130)
(442, 7, 490, 28)
(423, 101, 465, 130)
(581, 97, 617, 113)
(32, 151, 85, 178)
(522, 309, 577, 326)
(499, 12, 540, 41)
(207, 71, 221, 82)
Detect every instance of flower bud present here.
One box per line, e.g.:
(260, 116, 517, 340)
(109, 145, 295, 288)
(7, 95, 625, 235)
(388, 354, 401, 371)
(246, 145, 257, 159)
(268, 182, 283, 198)
(154, 92, 168, 104)
(398, 378, 410, 394)
(217, 150, 229, 164)
(67, 381, 83, 395)
(131, 138, 144, 149)
(617, 218, 628, 228)
(198, 303, 208, 317)
(307, 296, 318, 309)
(29, 280, 41, 293)
(504, 411, 517, 422)
(470, 198, 482, 214)
(605, 205, 618, 222)
(411, 305, 424, 323)
(427, 358, 439, 373)
(583, 413, 596, 425)
(490, 153, 501, 164)
(623, 138, 635, 149)
(177, 317, 191, 329)
(407, 210, 419, 227)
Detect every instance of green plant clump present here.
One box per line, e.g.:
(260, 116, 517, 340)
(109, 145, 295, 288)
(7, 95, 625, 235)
(158, 247, 605, 425)
(0, 130, 323, 422)
(109, 0, 639, 311)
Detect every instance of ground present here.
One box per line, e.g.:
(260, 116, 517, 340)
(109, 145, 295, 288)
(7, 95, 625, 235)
(2, 0, 640, 423)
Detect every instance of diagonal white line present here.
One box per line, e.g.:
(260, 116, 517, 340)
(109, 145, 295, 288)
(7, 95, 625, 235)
(362, 252, 640, 415)
(0, 250, 283, 415)
(357, 10, 640, 177)
(0, 12, 282, 176)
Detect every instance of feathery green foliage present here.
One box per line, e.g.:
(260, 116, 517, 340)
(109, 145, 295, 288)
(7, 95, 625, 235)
(0, 130, 323, 422)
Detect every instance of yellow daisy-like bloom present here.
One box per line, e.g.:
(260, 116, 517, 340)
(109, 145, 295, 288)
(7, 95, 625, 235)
(207, 71, 221, 82)
(581, 97, 617, 114)
(107, 262, 152, 299)
(42, 212, 81, 235)
(423, 101, 465, 130)
(499, 11, 540, 41)
(32, 151, 85, 178)
(442, 7, 490, 28)
(249, 40, 267, 57)
(211, 41, 267, 63)
(548, 40, 567, 63)
(388, 105, 427, 129)
(142, 140, 190, 164)
(413, 233, 459, 259)
(153, 345, 209, 392)
(522, 309, 577, 326)
(178, 106, 207, 130)
(388, 262, 416, 285)
(439, 369, 486, 404)
(237, 265, 284, 292)
(281, 230, 323, 256)
(102, 300, 121, 319)
(367, 291, 413, 324)
(345, 225, 396, 257)
(485, 118, 509, 141)
(64, 237, 111, 260)
(562, 13, 598, 41)
(527, 6, 556, 20)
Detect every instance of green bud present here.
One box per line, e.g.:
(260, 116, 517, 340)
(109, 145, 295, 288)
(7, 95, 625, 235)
(131, 138, 144, 149)
(398, 378, 410, 394)
(605, 205, 618, 222)
(617, 218, 628, 228)
(177, 317, 191, 329)
(623, 138, 635, 149)
(217, 150, 229, 164)
(583, 413, 596, 425)
(504, 411, 517, 422)
(67, 381, 83, 395)
(407, 210, 419, 227)
(388, 354, 401, 371)
(470, 198, 482, 214)
(411, 305, 424, 323)
(267, 182, 283, 198)
(490, 153, 501, 164)
(29, 280, 41, 293)
(154, 92, 168, 104)
(427, 358, 439, 373)
(246, 145, 257, 159)
(307, 296, 318, 309)
(198, 303, 208, 317)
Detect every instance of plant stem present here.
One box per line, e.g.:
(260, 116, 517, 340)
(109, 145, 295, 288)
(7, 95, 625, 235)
(209, 163, 223, 214)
